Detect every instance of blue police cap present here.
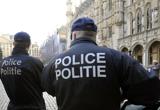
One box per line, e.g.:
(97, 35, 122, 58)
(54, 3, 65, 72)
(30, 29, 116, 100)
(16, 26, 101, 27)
(14, 31, 31, 43)
(71, 17, 97, 32)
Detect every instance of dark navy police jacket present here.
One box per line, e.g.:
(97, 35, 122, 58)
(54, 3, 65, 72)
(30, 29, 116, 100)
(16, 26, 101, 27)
(42, 37, 160, 110)
(0, 48, 46, 110)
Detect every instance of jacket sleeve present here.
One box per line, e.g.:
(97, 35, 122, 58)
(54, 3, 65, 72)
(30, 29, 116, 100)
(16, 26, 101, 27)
(41, 60, 56, 97)
(119, 53, 160, 107)
(31, 58, 44, 92)
(36, 60, 44, 92)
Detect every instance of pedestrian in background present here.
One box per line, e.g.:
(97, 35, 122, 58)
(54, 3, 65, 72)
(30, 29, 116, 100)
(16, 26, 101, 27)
(151, 60, 160, 78)
(0, 32, 46, 110)
(42, 17, 160, 110)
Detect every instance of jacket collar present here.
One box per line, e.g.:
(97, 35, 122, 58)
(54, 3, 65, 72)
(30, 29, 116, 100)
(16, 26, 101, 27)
(70, 37, 97, 47)
(12, 47, 29, 56)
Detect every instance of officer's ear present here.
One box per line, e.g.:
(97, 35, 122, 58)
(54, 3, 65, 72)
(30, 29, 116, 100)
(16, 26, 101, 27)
(13, 42, 15, 46)
(71, 32, 76, 41)
(70, 33, 72, 40)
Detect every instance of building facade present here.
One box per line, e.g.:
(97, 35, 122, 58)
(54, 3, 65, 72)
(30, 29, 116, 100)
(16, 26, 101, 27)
(40, 33, 67, 64)
(66, 0, 160, 67)
(0, 34, 40, 59)
(0, 34, 13, 60)
(29, 43, 41, 58)
(58, 26, 67, 52)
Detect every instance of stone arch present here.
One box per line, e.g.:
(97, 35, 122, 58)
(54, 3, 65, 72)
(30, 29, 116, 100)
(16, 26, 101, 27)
(121, 47, 130, 55)
(146, 38, 160, 50)
(121, 47, 129, 52)
(147, 39, 160, 65)
(136, 8, 142, 33)
(132, 44, 144, 63)
(131, 42, 144, 50)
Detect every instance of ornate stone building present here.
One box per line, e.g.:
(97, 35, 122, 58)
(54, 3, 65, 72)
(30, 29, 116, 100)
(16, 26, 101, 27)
(0, 34, 13, 60)
(0, 34, 40, 59)
(29, 43, 41, 58)
(40, 32, 67, 64)
(58, 26, 67, 52)
(66, 0, 160, 67)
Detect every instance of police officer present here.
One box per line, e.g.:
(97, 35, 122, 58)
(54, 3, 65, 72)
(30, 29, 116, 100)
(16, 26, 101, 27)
(0, 32, 46, 110)
(42, 17, 160, 110)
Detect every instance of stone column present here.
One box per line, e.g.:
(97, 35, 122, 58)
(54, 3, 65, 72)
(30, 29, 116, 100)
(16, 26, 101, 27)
(143, 48, 149, 68)
(159, 0, 160, 26)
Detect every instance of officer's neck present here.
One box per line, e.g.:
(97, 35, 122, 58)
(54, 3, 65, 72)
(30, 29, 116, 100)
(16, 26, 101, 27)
(75, 36, 96, 43)
(12, 47, 29, 55)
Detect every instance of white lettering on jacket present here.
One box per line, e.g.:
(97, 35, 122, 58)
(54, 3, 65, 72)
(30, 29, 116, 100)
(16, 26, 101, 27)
(55, 53, 107, 80)
(1, 58, 22, 76)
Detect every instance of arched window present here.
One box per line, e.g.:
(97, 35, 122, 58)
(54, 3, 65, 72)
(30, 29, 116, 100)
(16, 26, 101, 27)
(130, 13, 134, 34)
(109, 0, 112, 10)
(159, 0, 160, 9)
(159, 0, 160, 24)
(100, 4, 104, 17)
(131, 0, 134, 4)
(108, 26, 112, 38)
(137, 9, 142, 33)
(133, 45, 143, 64)
(146, 3, 152, 29)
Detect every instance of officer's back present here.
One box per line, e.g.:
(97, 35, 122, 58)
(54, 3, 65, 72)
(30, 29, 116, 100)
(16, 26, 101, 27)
(42, 17, 160, 110)
(0, 32, 45, 110)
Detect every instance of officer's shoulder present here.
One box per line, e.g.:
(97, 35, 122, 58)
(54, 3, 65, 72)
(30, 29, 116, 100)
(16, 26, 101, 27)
(26, 55, 43, 64)
(1, 56, 12, 61)
(0, 56, 14, 67)
(100, 46, 133, 62)
(44, 53, 64, 67)
(55, 49, 71, 58)
(52, 53, 64, 61)
(99, 46, 124, 55)
(48, 51, 72, 65)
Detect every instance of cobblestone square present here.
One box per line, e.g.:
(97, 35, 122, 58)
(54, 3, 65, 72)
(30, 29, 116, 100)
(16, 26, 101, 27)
(0, 80, 57, 110)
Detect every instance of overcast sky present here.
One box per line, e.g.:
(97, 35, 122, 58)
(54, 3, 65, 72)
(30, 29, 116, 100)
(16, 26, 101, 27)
(0, 0, 68, 45)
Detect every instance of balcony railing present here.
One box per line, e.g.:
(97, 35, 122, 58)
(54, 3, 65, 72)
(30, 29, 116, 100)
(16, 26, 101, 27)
(118, 27, 160, 45)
